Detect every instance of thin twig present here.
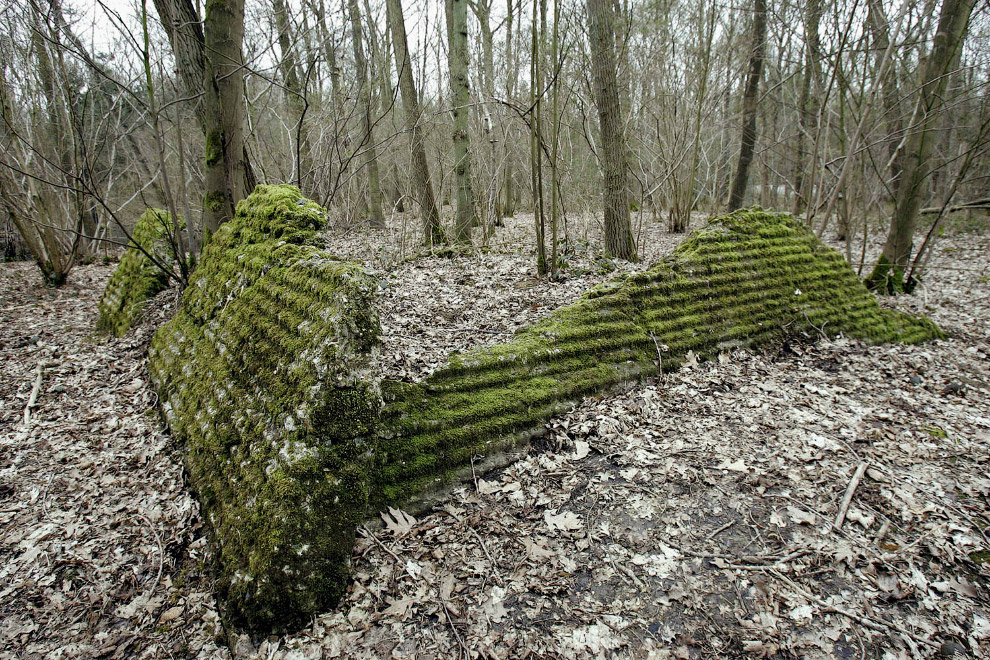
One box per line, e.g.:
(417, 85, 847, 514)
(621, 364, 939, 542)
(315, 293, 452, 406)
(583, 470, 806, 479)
(137, 513, 165, 596)
(649, 331, 665, 377)
(470, 454, 480, 493)
(442, 600, 471, 660)
(23, 363, 43, 425)
(40, 473, 55, 516)
(770, 569, 939, 650)
(360, 526, 403, 564)
(706, 519, 736, 541)
(468, 526, 504, 586)
(833, 462, 869, 531)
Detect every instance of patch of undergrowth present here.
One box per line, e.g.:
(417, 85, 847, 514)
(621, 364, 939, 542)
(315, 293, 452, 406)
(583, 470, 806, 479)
(96, 209, 180, 336)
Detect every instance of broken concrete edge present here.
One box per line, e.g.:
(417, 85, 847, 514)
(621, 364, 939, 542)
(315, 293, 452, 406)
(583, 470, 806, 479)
(146, 190, 942, 635)
(96, 209, 181, 337)
(148, 185, 380, 633)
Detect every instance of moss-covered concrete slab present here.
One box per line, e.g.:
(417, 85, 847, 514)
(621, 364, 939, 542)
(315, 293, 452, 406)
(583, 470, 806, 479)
(375, 209, 942, 508)
(148, 185, 379, 632)
(96, 209, 178, 336)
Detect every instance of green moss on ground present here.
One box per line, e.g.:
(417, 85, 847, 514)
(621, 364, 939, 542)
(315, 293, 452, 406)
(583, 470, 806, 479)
(375, 209, 942, 508)
(148, 185, 379, 633)
(96, 209, 179, 336)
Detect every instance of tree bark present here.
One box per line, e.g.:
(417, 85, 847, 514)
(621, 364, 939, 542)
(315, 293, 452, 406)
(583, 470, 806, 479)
(501, 0, 517, 220)
(867, 0, 905, 199)
(727, 0, 767, 212)
(793, 0, 821, 215)
(531, 0, 547, 274)
(385, 0, 444, 246)
(272, 0, 313, 194)
(153, 0, 256, 203)
(586, 0, 635, 261)
(202, 0, 248, 233)
(447, 0, 476, 243)
(347, 0, 385, 229)
(866, 0, 976, 293)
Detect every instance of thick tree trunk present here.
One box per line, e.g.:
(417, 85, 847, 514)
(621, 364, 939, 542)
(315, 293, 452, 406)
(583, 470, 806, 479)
(347, 0, 385, 229)
(385, 0, 444, 246)
(154, 0, 256, 205)
(586, 0, 636, 261)
(202, 0, 248, 233)
(447, 0, 476, 243)
(866, 0, 976, 293)
(727, 0, 767, 212)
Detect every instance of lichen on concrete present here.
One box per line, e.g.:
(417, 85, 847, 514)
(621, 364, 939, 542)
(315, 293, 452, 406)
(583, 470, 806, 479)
(148, 185, 380, 633)
(96, 208, 178, 336)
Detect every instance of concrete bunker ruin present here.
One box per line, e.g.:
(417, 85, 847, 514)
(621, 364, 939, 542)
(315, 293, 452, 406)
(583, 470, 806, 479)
(141, 185, 941, 632)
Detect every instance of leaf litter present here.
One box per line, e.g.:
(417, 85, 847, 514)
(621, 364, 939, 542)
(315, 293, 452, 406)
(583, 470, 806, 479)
(1, 214, 988, 659)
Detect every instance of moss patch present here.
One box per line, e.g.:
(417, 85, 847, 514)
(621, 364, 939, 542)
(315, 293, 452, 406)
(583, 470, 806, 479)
(148, 185, 380, 633)
(375, 209, 942, 508)
(96, 209, 179, 336)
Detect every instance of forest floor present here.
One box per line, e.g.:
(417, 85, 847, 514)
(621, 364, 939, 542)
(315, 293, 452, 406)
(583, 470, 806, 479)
(1, 212, 989, 660)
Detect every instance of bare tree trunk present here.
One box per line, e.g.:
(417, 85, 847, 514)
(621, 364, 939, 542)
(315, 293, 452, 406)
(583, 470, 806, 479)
(549, 0, 561, 278)
(154, 0, 256, 201)
(867, 0, 905, 199)
(272, 0, 313, 194)
(727, 0, 767, 212)
(586, 0, 635, 261)
(469, 0, 495, 99)
(347, 0, 385, 229)
(447, 0, 476, 243)
(531, 0, 547, 274)
(673, 0, 716, 233)
(866, 0, 976, 293)
(202, 0, 248, 233)
(793, 0, 821, 215)
(501, 0, 517, 220)
(385, 0, 444, 245)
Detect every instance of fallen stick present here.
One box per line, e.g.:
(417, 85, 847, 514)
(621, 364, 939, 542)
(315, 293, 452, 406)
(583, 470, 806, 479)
(23, 363, 43, 426)
(770, 569, 938, 650)
(706, 519, 736, 541)
(468, 525, 504, 585)
(360, 526, 403, 564)
(833, 462, 868, 531)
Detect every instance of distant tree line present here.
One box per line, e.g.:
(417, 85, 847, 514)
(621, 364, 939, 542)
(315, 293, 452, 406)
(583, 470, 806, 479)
(0, 0, 987, 291)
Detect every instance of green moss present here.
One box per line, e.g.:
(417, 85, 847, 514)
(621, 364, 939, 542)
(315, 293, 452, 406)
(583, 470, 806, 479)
(970, 550, 990, 564)
(148, 185, 379, 633)
(203, 190, 227, 213)
(204, 131, 223, 168)
(96, 208, 179, 336)
(865, 254, 907, 294)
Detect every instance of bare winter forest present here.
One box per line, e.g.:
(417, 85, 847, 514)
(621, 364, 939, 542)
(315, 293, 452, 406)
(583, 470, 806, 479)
(2, 0, 990, 657)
